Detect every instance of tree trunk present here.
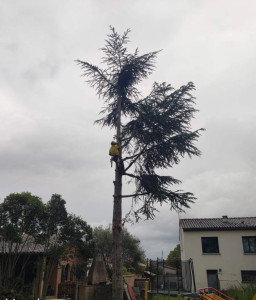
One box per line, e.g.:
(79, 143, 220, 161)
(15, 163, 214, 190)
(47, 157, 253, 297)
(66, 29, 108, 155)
(112, 94, 123, 300)
(112, 172, 123, 300)
(75, 280, 79, 300)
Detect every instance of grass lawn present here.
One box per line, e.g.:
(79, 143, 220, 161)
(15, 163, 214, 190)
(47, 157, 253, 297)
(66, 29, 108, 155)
(149, 295, 200, 300)
(149, 296, 180, 300)
(226, 285, 256, 300)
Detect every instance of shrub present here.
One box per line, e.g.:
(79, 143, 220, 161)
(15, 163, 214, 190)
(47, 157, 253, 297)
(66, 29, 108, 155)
(226, 284, 256, 300)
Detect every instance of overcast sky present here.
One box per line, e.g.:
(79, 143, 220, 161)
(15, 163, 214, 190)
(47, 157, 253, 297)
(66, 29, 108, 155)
(1, 0, 256, 259)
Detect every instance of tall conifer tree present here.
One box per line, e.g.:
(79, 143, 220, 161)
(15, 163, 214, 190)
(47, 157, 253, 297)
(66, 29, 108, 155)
(77, 27, 203, 300)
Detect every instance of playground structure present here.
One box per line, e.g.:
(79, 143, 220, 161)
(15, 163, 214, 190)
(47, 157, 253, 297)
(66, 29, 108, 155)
(126, 282, 256, 300)
(199, 287, 233, 300)
(126, 257, 255, 300)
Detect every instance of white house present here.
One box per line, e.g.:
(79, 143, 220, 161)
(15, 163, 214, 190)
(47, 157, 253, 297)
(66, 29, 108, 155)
(179, 216, 256, 291)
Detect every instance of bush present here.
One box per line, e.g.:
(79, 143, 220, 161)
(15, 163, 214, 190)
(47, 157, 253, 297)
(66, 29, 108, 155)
(122, 266, 134, 275)
(226, 284, 256, 300)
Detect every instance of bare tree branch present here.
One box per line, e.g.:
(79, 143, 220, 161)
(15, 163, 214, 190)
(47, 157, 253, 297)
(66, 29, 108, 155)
(121, 193, 149, 198)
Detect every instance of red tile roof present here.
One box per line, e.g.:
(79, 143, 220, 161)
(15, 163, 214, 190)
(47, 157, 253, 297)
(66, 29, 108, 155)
(180, 217, 256, 231)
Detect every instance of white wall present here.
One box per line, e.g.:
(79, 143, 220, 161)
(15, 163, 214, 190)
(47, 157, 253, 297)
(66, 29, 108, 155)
(180, 229, 256, 290)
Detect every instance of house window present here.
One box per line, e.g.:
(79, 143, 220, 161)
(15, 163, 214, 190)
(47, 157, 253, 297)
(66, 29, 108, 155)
(241, 271, 256, 283)
(70, 265, 74, 281)
(242, 236, 256, 253)
(201, 237, 219, 254)
(61, 266, 66, 283)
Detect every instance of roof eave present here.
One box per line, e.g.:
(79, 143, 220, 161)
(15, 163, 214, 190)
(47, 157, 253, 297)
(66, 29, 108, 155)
(182, 227, 256, 231)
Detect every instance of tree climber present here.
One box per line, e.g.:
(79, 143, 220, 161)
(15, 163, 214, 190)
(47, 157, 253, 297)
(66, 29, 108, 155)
(109, 141, 125, 174)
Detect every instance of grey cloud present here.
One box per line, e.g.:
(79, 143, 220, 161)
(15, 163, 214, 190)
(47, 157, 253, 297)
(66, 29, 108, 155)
(126, 208, 181, 258)
(1, 0, 256, 258)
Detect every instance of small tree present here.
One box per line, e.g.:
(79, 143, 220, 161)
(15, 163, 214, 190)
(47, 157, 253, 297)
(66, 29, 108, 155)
(93, 226, 112, 267)
(77, 27, 203, 300)
(122, 228, 145, 272)
(0, 192, 44, 295)
(166, 244, 181, 268)
(35, 194, 69, 298)
(93, 226, 145, 274)
(36, 195, 94, 298)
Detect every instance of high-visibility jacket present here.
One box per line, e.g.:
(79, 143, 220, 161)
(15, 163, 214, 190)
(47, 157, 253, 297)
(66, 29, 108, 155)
(109, 144, 119, 156)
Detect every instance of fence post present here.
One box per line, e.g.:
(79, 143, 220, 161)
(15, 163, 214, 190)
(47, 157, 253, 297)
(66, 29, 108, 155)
(156, 258, 159, 294)
(163, 259, 165, 290)
(145, 280, 148, 300)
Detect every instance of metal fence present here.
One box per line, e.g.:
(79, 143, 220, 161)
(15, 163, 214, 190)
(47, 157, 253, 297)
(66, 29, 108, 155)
(145, 258, 196, 293)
